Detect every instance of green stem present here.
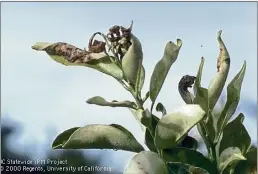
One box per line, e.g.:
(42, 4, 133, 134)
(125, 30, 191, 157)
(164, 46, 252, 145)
(200, 121, 217, 165)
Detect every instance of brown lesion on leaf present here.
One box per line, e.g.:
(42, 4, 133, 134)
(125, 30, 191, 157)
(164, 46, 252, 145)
(178, 75, 196, 104)
(33, 21, 135, 66)
(217, 30, 230, 72)
(43, 42, 96, 63)
(88, 32, 107, 53)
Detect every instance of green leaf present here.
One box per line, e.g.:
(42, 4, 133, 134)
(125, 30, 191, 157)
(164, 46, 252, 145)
(193, 57, 209, 114)
(32, 42, 123, 80)
(193, 57, 205, 96)
(136, 65, 145, 94)
(122, 34, 143, 85)
(218, 147, 246, 174)
(163, 148, 216, 174)
(219, 113, 251, 155)
(234, 147, 257, 174)
(145, 129, 157, 153)
(178, 136, 198, 150)
(52, 124, 144, 153)
(154, 105, 205, 149)
(205, 110, 216, 143)
(216, 61, 247, 141)
(129, 109, 145, 131)
(193, 87, 208, 113)
(86, 96, 136, 109)
(144, 115, 160, 152)
(124, 151, 168, 174)
(208, 30, 230, 110)
(167, 162, 210, 174)
(156, 102, 167, 116)
(149, 39, 182, 110)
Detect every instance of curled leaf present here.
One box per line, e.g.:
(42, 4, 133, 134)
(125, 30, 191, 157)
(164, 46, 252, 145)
(234, 148, 257, 174)
(52, 124, 144, 153)
(208, 30, 230, 110)
(178, 75, 196, 104)
(193, 57, 205, 96)
(121, 33, 143, 85)
(86, 96, 136, 109)
(156, 102, 167, 116)
(218, 147, 246, 173)
(88, 40, 106, 53)
(32, 42, 123, 80)
(150, 39, 182, 111)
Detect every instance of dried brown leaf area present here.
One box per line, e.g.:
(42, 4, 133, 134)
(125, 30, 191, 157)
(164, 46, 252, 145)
(217, 30, 230, 72)
(107, 21, 133, 60)
(178, 75, 196, 92)
(178, 75, 196, 104)
(32, 21, 135, 65)
(43, 42, 95, 63)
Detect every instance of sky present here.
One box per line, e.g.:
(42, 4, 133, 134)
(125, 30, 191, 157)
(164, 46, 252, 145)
(1, 2, 257, 172)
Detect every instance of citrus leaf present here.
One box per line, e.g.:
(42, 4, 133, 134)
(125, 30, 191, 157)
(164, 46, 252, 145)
(122, 34, 143, 85)
(167, 162, 210, 174)
(178, 136, 198, 150)
(193, 57, 205, 96)
(144, 115, 159, 152)
(219, 113, 251, 155)
(234, 147, 257, 174)
(218, 147, 246, 174)
(154, 105, 205, 149)
(150, 39, 182, 110)
(208, 30, 230, 110)
(163, 148, 216, 174)
(52, 124, 144, 153)
(86, 96, 136, 109)
(136, 65, 145, 94)
(32, 42, 123, 80)
(216, 61, 246, 141)
(124, 151, 168, 174)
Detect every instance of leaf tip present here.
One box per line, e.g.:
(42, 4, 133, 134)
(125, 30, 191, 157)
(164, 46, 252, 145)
(31, 42, 52, 51)
(177, 39, 182, 47)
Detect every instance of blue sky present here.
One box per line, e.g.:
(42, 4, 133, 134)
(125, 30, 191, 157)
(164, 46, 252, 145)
(1, 2, 257, 172)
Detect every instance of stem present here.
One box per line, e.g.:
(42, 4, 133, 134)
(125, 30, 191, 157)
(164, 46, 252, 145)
(200, 121, 217, 165)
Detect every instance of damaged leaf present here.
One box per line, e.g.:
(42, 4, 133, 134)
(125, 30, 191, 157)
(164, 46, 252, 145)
(208, 30, 230, 110)
(86, 96, 136, 109)
(32, 42, 123, 80)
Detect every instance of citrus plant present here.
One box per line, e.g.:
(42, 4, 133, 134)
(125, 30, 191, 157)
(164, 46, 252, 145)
(32, 22, 256, 174)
